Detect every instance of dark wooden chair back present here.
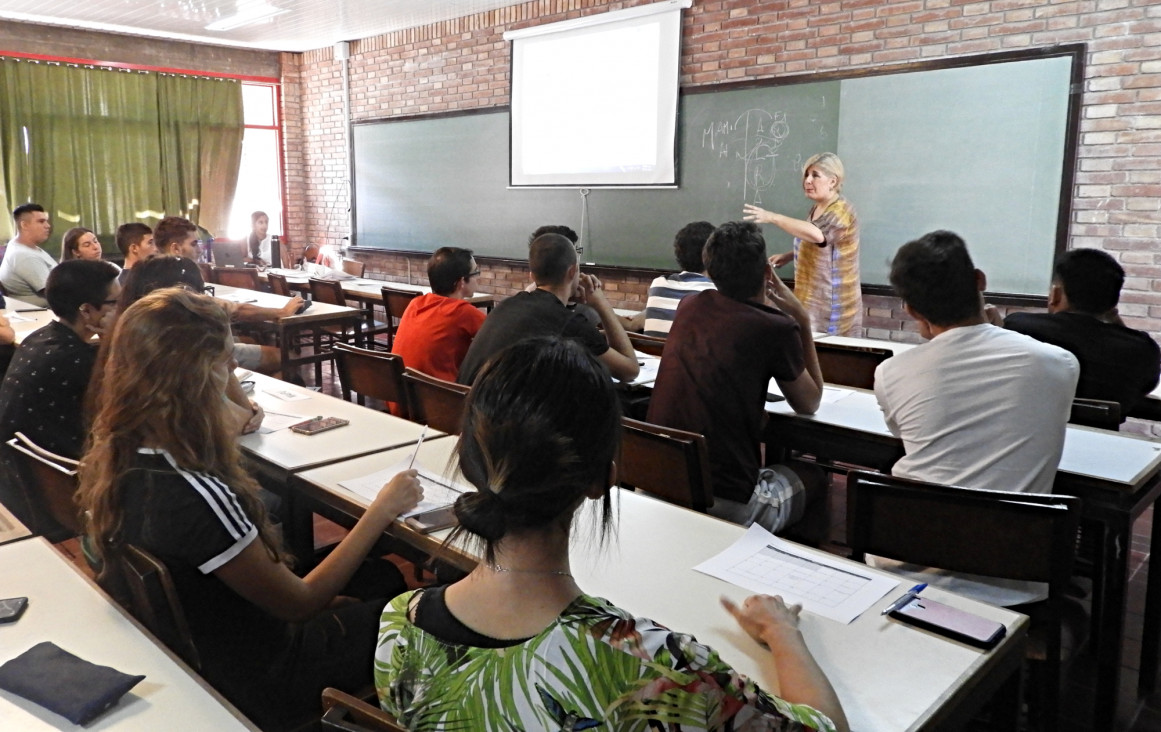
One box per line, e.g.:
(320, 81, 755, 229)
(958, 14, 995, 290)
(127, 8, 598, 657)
(333, 343, 409, 415)
(402, 368, 470, 435)
(628, 332, 666, 357)
(619, 418, 713, 512)
(321, 688, 408, 732)
(5, 432, 81, 540)
(381, 287, 422, 348)
(267, 271, 293, 297)
(847, 470, 1080, 731)
(341, 258, 366, 278)
(117, 544, 201, 670)
(213, 267, 261, 291)
(1069, 398, 1121, 430)
(814, 343, 892, 389)
(310, 277, 349, 307)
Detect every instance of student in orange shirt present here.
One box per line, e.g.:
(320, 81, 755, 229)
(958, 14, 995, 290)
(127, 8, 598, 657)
(391, 247, 486, 385)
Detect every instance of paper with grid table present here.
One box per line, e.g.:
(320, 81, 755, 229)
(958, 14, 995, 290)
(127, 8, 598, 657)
(694, 524, 898, 624)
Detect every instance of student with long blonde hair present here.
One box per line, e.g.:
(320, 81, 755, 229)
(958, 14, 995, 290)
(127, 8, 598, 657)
(79, 288, 421, 730)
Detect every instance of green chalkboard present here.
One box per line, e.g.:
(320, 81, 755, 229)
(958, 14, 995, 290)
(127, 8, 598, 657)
(353, 81, 840, 270)
(353, 47, 1080, 295)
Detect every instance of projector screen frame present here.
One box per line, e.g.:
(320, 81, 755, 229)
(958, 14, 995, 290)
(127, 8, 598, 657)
(504, 0, 691, 189)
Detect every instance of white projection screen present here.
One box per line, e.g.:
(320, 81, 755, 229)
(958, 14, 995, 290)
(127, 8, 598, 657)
(505, 0, 690, 187)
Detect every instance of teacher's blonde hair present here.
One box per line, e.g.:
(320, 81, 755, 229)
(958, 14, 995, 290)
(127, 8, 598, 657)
(803, 152, 845, 193)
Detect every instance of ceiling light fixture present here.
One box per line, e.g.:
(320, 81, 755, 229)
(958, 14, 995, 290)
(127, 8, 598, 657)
(205, 2, 289, 32)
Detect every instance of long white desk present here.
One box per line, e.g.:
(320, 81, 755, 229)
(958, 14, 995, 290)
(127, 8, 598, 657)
(760, 384, 1161, 724)
(239, 371, 437, 561)
(261, 269, 495, 309)
(0, 538, 258, 731)
(239, 372, 433, 481)
(213, 283, 365, 379)
(2, 296, 57, 345)
(292, 436, 1027, 731)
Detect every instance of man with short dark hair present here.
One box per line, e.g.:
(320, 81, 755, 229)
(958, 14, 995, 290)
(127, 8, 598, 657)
(641, 221, 718, 336)
(1005, 248, 1159, 420)
(458, 234, 638, 385)
(0, 259, 120, 535)
(873, 231, 1079, 605)
(154, 216, 201, 260)
(648, 221, 823, 515)
(0, 203, 57, 306)
(159, 215, 302, 375)
(115, 222, 157, 285)
(391, 247, 486, 383)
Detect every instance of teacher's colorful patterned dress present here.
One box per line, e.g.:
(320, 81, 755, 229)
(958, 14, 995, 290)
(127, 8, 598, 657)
(793, 196, 861, 336)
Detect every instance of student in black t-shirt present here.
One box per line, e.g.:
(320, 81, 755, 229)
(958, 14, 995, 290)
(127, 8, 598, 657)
(1005, 248, 1160, 420)
(78, 288, 422, 730)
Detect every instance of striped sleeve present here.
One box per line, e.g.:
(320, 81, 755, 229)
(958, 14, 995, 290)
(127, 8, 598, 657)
(156, 450, 258, 573)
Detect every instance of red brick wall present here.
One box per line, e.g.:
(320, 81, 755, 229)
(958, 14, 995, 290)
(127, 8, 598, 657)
(281, 0, 1161, 344)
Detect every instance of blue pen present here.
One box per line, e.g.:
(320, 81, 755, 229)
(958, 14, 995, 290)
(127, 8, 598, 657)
(881, 583, 927, 615)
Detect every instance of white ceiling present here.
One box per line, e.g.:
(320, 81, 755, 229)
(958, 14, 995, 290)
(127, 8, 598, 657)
(0, 0, 525, 53)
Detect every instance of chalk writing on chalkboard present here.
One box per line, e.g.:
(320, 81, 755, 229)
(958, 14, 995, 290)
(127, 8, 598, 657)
(701, 109, 791, 206)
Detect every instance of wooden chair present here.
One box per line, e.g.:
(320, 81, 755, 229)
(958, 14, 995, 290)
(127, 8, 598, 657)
(341, 258, 366, 278)
(381, 286, 421, 349)
(619, 418, 713, 512)
(5, 432, 81, 541)
(1069, 398, 1121, 430)
(267, 271, 294, 297)
(115, 544, 202, 671)
(846, 470, 1082, 732)
(402, 367, 470, 435)
(311, 278, 393, 351)
(815, 343, 892, 390)
(321, 687, 407, 732)
(333, 343, 409, 416)
(628, 332, 666, 357)
(213, 267, 261, 291)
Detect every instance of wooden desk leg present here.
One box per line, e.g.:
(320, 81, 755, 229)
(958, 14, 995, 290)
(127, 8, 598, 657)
(1139, 504, 1161, 697)
(279, 322, 292, 377)
(1092, 517, 1131, 723)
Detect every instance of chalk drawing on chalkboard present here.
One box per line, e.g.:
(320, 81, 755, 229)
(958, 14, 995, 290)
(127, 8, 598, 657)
(701, 109, 790, 205)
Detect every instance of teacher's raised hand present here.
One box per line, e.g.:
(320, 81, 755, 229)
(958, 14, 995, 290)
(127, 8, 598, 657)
(743, 203, 777, 224)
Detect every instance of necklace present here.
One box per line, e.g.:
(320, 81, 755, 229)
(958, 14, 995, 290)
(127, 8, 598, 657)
(489, 563, 572, 578)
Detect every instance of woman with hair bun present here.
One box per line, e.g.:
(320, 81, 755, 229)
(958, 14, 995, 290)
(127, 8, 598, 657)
(375, 337, 847, 732)
(744, 152, 862, 336)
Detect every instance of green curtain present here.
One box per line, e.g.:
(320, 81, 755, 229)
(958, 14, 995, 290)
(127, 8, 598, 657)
(0, 58, 243, 255)
(157, 75, 244, 236)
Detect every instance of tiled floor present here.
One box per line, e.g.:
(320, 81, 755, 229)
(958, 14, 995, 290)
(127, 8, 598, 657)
(55, 360, 1161, 730)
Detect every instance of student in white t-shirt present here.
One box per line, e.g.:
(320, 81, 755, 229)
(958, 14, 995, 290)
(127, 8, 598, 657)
(873, 230, 1079, 606)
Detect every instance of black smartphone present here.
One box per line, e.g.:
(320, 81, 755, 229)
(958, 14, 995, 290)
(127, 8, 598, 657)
(296, 296, 312, 314)
(403, 506, 457, 534)
(0, 596, 28, 623)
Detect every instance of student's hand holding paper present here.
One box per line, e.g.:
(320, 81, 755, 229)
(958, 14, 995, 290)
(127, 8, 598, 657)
(369, 469, 423, 523)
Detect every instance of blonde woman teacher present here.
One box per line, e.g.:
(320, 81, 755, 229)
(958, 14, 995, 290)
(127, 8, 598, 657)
(744, 152, 862, 336)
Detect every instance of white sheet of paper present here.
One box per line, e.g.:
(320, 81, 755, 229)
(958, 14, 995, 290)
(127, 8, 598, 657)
(339, 459, 474, 517)
(5, 313, 34, 323)
(820, 386, 854, 404)
(218, 293, 258, 303)
(694, 524, 898, 624)
(263, 386, 311, 402)
(627, 353, 661, 385)
(257, 412, 307, 434)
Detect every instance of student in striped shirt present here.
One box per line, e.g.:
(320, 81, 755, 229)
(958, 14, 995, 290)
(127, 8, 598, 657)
(639, 220, 718, 336)
(78, 288, 422, 730)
